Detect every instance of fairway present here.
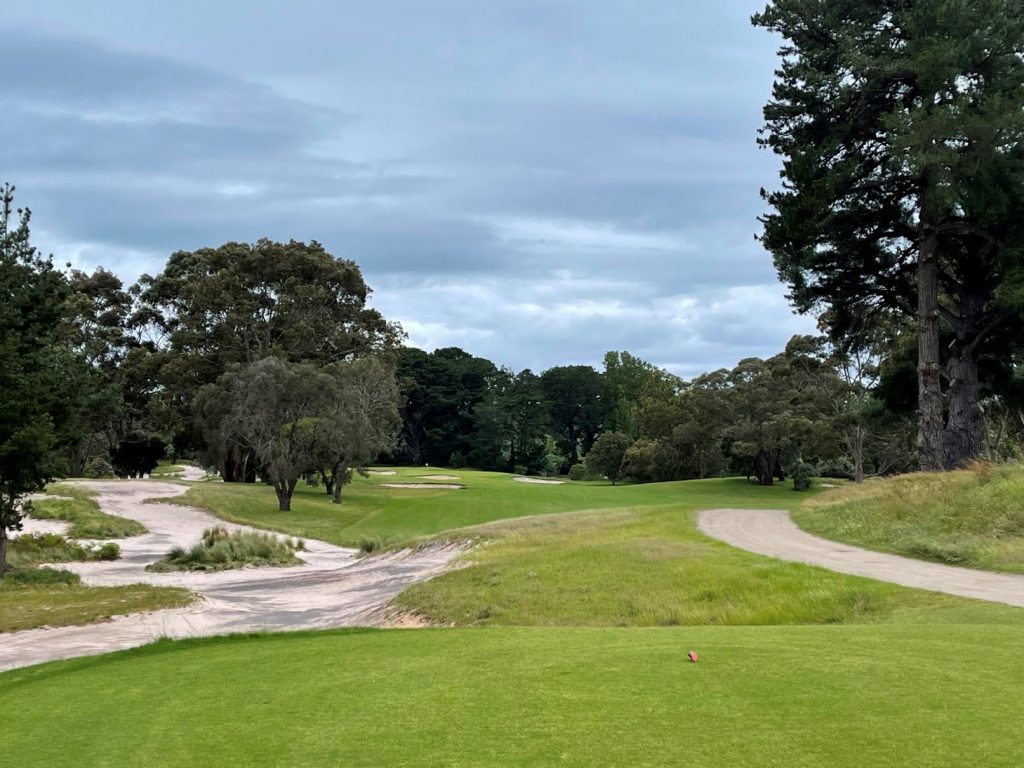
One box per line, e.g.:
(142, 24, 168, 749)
(2, 626, 1022, 767)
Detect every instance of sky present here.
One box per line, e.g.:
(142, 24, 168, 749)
(3, 0, 816, 377)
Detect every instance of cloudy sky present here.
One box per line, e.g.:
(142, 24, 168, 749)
(4, 1, 815, 377)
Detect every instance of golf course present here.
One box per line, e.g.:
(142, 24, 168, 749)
(2, 468, 1023, 766)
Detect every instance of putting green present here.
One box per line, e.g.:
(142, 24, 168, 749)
(2, 626, 1021, 767)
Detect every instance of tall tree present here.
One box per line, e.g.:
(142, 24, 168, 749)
(198, 358, 335, 511)
(755, 0, 1024, 470)
(0, 184, 71, 575)
(136, 240, 403, 479)
(540, 365, 605, 468)
(313, 357, 402, 503)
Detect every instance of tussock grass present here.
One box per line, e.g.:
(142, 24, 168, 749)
(9, 533, 120, 568)
(147, 526, 304, 572)
(33, 485, 145, 539)
(795, 462, 1024, 573)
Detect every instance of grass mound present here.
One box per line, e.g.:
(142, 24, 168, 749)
(2, 626, 1022, 767)
(32, 485, 145, 539)
(9, 533, 120, 568)
(0, 573, 193, 633)
(147, 526, 305, 572)
(794, 462, 1024, 573)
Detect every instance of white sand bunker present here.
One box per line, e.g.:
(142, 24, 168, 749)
(513, 476, 565, 485)
(368, 470, 397, 476)
(381, 483, 464, 490)
(420, 474, 460, 481)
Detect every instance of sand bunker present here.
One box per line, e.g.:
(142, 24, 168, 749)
(513, 476, 565, 485)
(368, 470, 397, 476)
(381, 483, 464, 490)
(420, 474, 460, 481)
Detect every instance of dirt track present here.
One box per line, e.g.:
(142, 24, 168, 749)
(1, 481, 464, 672)
(698, 508, 1024, 608)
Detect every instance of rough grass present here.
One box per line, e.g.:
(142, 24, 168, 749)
(8, 533, 120, 568)
(147, 526, 305, 572)
(1, 626, 1022, 767)
(32, 485, 145, 539)
(0, 575, 193, 633)
(794, 463, 1024, 573)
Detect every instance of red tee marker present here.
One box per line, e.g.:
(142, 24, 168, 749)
(687, 651, 698, 663)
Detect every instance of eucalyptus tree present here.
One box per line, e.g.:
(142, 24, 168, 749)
(136, 239, 403, 480)
(755, 0, 1024, 470)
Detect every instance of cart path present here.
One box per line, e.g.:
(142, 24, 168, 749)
(1, 480, 464, 672)
(697, 508, 1024, 608)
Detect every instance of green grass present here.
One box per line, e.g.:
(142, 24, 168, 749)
(794, 463, 1024, 573)
(0, 575, 193, 633)
(176, 468, 1010, 627)
(2, 625, 1022, 767)
(179, 467, 841, 550)
(32, 485, 146, 539)
(147, 526, 305, 572)
(8, 533, 120, 568)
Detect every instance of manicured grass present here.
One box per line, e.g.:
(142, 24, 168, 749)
(795, 464, 1024, 573)
(2, 626, 1022, 767)
(178, 467, 815, 549)
(33, 484, 146, 539)
(0, 576, 193, 633)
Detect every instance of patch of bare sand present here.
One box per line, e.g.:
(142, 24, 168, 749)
(368, 470, 397, 476)
(381, 483, 463, 490)
(420, 474, 460, 481)
(513, 476, 565, 485)
(0, 480, 468, 672)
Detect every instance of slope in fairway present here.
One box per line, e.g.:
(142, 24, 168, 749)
(2, 626, 1022, 768)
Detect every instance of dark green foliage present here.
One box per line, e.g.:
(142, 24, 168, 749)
(567, 464, 586, 481)
(540, 365, 605, 468)
(586, 432, 632, 485)
(448, 451, 466, 469)
(754, 0, 1024, 470)
(0, 184, 74, 575)
(790, 461, 813, 492)
(111, 431, 165, 478)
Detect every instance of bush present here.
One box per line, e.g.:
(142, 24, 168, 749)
(567, 464, 587, 481)
(148, 526, 304, 571)
(83, 456, 116, 479)
(791, 460, 813, 492)
(448, 451, 467, 469)
(513, 464, 528, 476)
(96, 542, 121, 561)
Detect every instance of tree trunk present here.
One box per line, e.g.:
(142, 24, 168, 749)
(916, 219, 945, 472)
(275, 486, 291, 512)
(332, 460, 349, 504)
(944, 348, 984, 468)
(0, 529, 8, 576)
(754, 450, 774, 486)
(324, 474, 335, 496)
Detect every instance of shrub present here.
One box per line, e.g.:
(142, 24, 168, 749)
(83, 456, 116, 479)
(148, 526, 303, 571)
(791, 460, 813, 492)
(448, 451, 467, 469)
(567, 464, 587, 481)
(513, 464, 528, 476)
(96, 543, 121, 561)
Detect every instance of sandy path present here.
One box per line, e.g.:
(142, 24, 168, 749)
(0, 480, 464, 672)
(698, 508, 1024, 608)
